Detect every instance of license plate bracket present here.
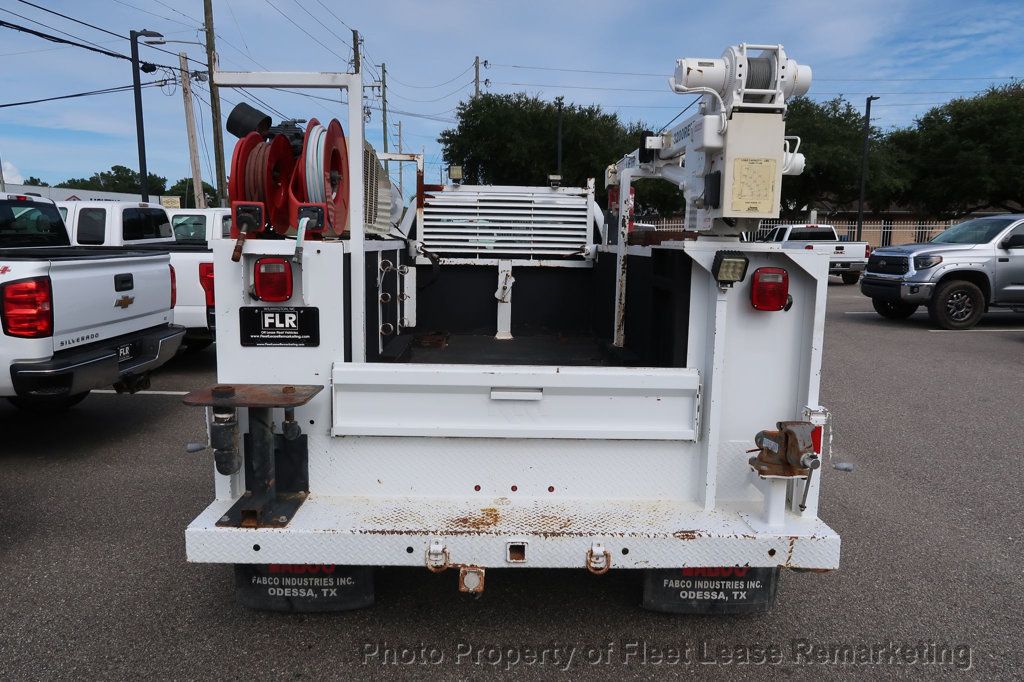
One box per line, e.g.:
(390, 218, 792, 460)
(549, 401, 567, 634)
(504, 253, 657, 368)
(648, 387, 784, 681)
(117, 342, 137, 362)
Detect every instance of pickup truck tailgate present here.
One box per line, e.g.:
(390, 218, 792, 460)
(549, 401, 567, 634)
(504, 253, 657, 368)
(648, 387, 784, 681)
(48, 253, 173, 349)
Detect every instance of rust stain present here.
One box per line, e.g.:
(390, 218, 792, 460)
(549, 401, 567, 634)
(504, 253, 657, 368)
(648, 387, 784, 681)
(784, 536, 797, 567)
(674, 530, 700, 541)
(451, 507, 500, 531)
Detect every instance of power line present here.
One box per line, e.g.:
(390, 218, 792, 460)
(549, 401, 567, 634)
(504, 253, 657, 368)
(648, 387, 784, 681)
(0, 18, 173, 67)
(488, 62, 1017, 83)
(292, 0, 352, 50)
(11, 1, 204, 67)
(110, 0, 194, 28)
(1, 6, 109, 52)
(387, 63, 476, 89)
(388, 81, 474, 103)
(312, 0, 355, 32)
(0, 80, 166, 109)
(262, 0, 349, 62)
(223, 0, 252, 58)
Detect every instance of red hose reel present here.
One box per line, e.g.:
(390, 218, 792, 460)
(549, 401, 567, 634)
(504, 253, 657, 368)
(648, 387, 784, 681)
(228, 118, 350, 239)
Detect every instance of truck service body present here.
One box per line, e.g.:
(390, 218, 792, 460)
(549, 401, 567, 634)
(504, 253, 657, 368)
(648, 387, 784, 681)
(184, 43, 840, 613)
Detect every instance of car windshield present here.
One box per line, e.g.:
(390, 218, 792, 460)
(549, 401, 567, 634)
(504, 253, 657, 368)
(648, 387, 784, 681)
(0, 199, 71, 247)
(931, 218, 1016, 244)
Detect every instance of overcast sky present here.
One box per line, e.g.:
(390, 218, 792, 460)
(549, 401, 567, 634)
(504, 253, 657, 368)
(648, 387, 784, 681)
(1, 0, 1021, 193)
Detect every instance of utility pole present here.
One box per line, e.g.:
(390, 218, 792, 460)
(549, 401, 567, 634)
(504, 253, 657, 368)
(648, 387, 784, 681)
(556, 97, 564, 177)
(856, 95, 880, 241)
(179, 53, 206, 208)
(395, 120, 404, 197)
(130, 29, 161, 202)
(381, 62, 389, 176)
(0, 149, 6, 191)
(351, 29, 360, 73)
(474, 56, 480, 97)
(203, 0, 227, 207)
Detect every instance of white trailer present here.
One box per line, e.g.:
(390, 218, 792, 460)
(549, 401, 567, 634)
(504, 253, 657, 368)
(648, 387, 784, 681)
(184, 43, 839, 614)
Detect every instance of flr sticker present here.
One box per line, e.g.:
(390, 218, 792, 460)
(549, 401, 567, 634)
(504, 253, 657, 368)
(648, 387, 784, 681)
(239, 306, 320, 347)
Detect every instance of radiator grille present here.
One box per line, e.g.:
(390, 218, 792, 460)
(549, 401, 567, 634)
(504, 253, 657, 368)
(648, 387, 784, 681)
(866, 254, 908, 275)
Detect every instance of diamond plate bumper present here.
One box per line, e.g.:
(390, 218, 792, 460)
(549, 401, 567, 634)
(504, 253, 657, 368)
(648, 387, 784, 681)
(187, 495, 840, 570)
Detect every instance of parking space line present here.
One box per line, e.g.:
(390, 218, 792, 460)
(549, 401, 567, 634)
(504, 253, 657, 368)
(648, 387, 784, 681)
(93, 389, 190, 396)
(927, 328, 1024, 333)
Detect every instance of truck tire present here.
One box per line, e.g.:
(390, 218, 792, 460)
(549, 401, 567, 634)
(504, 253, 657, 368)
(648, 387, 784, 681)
(8, 391, 90, 412)
(872, 298, 917, 319)
(183, 338, 214, 353)
(928, 280, 985, 330)
(841, 272, 860, 285)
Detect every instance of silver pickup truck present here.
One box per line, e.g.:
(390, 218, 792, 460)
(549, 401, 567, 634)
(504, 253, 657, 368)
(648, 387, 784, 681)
(860, 215, 1024, 329)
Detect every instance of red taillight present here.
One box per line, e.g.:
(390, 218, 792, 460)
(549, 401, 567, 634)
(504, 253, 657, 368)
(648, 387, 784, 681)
(169, 264, 177, 309)
(199, 262, 215, 307)
(811, 425, 823, 454)
(253, 257, 293, 302)
(2, 276, 53, 338)
(750, 267, 789, 311)
(865, 244, 872, 258)
(803, 244, 814, 250)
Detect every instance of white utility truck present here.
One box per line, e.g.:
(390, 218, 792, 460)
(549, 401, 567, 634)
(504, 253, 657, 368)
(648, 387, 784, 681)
(1, 193, 183, 410)
(58, 201, 216, 350)
(757, 223, 870, 284)
(183, 43, 840, 614)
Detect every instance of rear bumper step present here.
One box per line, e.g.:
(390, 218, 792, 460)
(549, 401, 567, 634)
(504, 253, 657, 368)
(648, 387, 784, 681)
(186, 495, 840, 570)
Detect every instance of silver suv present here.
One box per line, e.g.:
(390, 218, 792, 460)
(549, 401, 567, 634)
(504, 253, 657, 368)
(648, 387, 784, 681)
(860, 216, 1024, 329)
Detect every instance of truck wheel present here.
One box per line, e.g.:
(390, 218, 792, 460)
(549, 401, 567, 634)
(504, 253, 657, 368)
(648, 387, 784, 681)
(183, 338, 214, 353)
(928, 280, 985, 330)
(841, 272, 860, 285)
(872, 298, 917, 319)
(8, 392, 90, 412)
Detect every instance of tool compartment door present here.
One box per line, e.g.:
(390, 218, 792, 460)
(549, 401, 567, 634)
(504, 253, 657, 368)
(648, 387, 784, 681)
(331, 364, 700, 440)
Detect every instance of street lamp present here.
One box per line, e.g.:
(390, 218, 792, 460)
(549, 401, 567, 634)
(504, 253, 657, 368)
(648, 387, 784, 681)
(856, 95, 880, 242)
(130, 29, 163, 202)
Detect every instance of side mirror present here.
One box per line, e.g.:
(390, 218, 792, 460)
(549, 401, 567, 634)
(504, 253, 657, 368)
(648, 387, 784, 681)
(999, 234, 1024, 249)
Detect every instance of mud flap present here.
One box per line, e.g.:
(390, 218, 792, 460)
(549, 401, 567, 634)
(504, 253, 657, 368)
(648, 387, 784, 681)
(642, 567, 779, 614)
(234, 564, 375, 612)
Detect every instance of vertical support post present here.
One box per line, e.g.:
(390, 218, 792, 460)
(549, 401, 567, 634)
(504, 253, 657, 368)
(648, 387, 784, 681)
(474, 56, 480, 97)
(758, 479, 787, 529)
(396, 120, 404, 198)
(179, 53, 206, 208)
(495, 260, 514, 340)
(347, 67, 367, 362)
(612, 169, 637, 347)
(247, 407, 275, 500)
(203, 0, 228, 207)
(699, 286, 729, 511)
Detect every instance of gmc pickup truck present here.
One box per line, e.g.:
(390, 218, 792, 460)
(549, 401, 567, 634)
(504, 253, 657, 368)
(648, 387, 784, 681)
(58, 201, 215, 351)
(861, 215, 1024, 329)
(758, 224, 870, 284)
(1, 193, 184, 410)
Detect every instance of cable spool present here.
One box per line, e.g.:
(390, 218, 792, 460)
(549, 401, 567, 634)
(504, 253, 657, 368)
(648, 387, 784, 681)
(298, 118, 350, 236)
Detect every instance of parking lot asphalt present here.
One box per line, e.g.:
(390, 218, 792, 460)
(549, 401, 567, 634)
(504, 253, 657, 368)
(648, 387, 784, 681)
(2, 281, 1022, 679)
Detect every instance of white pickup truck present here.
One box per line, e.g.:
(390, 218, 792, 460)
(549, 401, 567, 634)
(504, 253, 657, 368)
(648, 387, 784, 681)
(1, 193, 183, 410)
(58, 201, 217, 351)
(758, 224, 870, 284)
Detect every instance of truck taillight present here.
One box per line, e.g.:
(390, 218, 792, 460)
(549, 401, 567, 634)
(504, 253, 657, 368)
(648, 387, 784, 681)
(199, 262, 215, 307)
(2, 276, 53, 338)
(811, 425, 823, 454)
(750, 267, 789, 311)
(865, 244, 872, 258)
(253, 257, 293, 302)
(169, 264, 177, 308)
(803, 244, 814, 250)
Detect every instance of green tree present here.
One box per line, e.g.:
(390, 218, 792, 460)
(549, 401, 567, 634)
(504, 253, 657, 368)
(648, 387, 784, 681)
(439, 93, 683, 217)
(23, 176, 49, 186)
(894, 82, 1024, 217)
(56, 165, 167, 195)
(168, 177, 217, 208)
